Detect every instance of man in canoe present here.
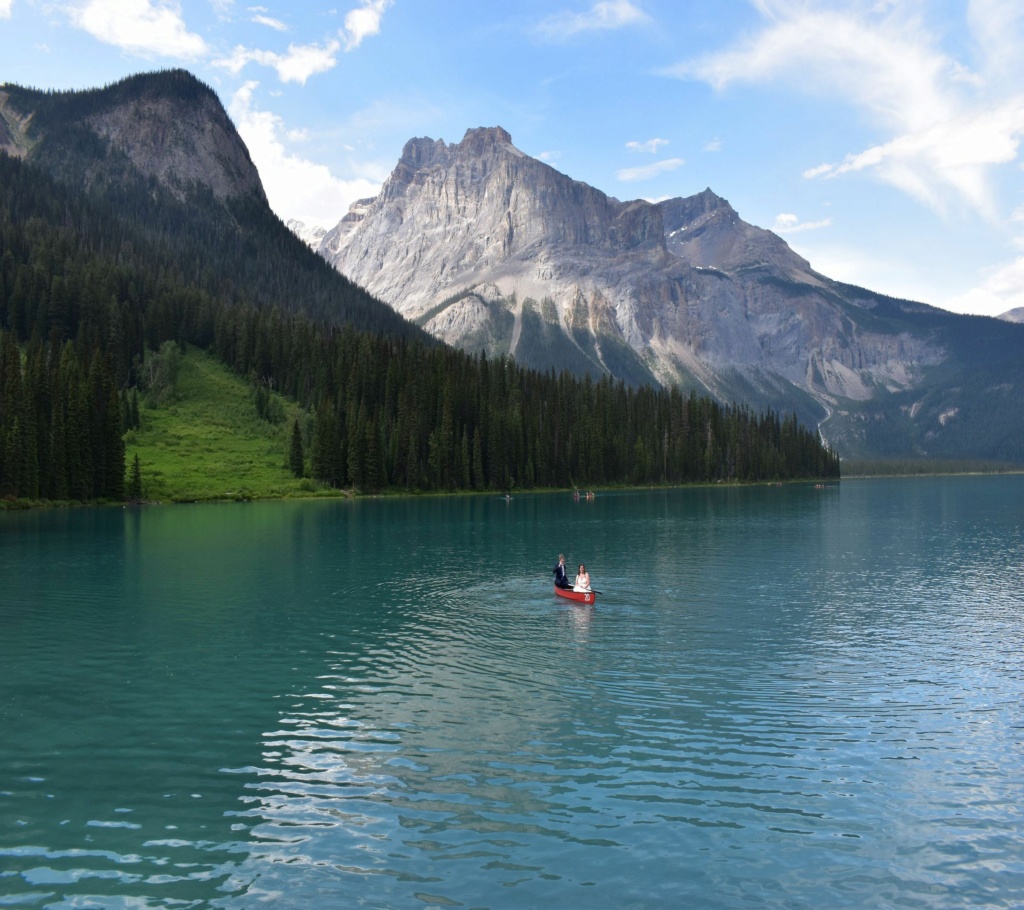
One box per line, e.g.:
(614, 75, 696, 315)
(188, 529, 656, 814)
(553, 554, 571, 589)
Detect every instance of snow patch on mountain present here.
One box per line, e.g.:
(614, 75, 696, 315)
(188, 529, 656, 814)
(287, 219, 328, 249)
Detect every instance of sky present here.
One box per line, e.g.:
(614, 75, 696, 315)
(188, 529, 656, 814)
(2, 0, 1024, 318)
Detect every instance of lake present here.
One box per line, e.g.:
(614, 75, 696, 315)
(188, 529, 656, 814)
(2, 477, 1023, 909)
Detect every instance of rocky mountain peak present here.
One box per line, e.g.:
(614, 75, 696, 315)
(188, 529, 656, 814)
(658, 188, 735, 229)
(324, 126, 671, 318)
(456, 125, 519, 156)
(398, 135, 449, 169)
(1, 69, 266, 204)
(389, 126, 525, 193)
(659, 185, 810, 275)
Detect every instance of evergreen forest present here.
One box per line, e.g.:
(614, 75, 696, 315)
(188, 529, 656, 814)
(0, 131, 839, 504)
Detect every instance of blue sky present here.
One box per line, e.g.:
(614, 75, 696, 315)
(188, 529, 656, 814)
(2, 0, 1023, 317)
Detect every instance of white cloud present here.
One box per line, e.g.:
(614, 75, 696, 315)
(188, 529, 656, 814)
(703, 137, 722, 152)
(222, 0, 389, 75)
(772, 213, 832, 234)
(216, 39, 341, 84)
(537, 150, 562, 162)
(251, 11, 287, 31)
(804, 99, 1024, 218)
(537, 0, 649, 40)
(669, 1, 1024, 220)
(66, 0, 208, 58)
(342, 0, 391, 51)
(616, 157, 684, 182)
(228, 81, 381, 228)
(803, 162, 833, 179)
(0, 0, 13, 20)
(671, 5, 955, 132)
(965, 0, 1024, 83)
(626, 137, 668, 153)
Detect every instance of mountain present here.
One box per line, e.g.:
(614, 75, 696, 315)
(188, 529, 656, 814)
(321, 126, 1024, 463)
(998, 307, 1024, 324)
(287, 218, 328, 249)
(0, 69, 427, 341)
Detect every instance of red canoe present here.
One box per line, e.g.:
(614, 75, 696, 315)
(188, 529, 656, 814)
(554, 586, 596, 605)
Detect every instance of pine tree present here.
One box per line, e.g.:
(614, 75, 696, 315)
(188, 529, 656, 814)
(0, 329, 21, 495)
(311, 398, 340, 486)
(289, 417, 304, 477)
(471, 426, 484, 490)
(127, 453, 143, 500)
(104, 384, 125, 499)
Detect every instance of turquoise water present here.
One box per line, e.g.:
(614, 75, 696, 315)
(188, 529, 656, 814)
(1, 478, 1023, 908)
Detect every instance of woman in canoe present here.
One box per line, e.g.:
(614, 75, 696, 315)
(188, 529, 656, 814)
(573, 564, 591, 593)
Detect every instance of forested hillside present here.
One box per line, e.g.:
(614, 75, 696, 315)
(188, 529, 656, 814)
(0, 72, 838, 503)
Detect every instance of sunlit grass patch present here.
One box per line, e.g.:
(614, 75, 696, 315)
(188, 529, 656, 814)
(125, 347, 340, 503)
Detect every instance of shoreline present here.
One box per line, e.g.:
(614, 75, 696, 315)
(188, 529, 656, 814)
(7, 469, 1024, 512)
(2, 476, 923, 512)
(1, 477, 843, 511)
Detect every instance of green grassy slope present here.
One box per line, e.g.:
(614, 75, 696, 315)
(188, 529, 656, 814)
(125, 347, 338, 503)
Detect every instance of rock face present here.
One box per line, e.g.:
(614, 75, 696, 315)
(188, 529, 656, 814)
(0, 90, 36, 157)
(325, 128, 669, 324)
(86, 91, 265, 203)
(320, 126, 959, 450)
(0, 70, 266, 204)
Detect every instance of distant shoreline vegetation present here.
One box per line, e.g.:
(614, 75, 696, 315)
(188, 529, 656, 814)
(842, 459, 1024, 477)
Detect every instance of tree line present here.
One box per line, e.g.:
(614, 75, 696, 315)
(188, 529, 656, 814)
(210, 312, 838, 491)
(0, 147, 838, 502)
